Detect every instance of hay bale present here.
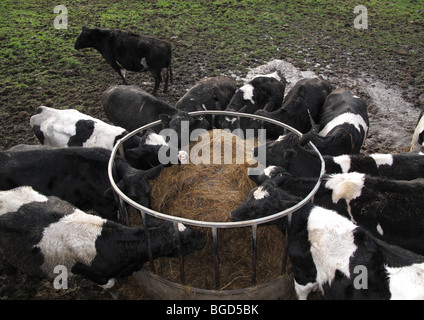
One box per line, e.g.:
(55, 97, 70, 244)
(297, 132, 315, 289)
(143, 130, 288, 290)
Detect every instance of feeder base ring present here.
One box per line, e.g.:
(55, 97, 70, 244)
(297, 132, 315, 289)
(133, 268, 295, 300)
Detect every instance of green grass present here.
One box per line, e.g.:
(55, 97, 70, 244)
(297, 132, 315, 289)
(0, 0, 423, 112)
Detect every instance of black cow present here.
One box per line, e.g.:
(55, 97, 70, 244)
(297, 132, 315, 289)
(0, 147, 164, 221)
(250, 78, 333, 139)
(300, 89, 369, 156)
(230, 179, 424, 300)
(218, 72, 286, 131)
(176, 76, 237, 128)
(74, 27, 172, 95)
(0, 186, 205, 287)
(30, 106, 188, 169)
(175, 76, 237, 112)
(101, 85, 209, 148)
(410, 109, 424, 152)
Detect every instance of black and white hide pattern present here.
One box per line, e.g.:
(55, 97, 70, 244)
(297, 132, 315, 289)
(30, 106, 188, 169)
(74, 27, 172, 95)
(410, 110, 424, 152)
(270, 170, 424, 255)
(230, 179, 424, 300)
(0, 147, 164, 221)
(300, 89, 369, 156)
(30, 105, 127, 150)
(256, 132, 424, 180)
(251, 77, 333, 139)
(0, 186, 205, 287)
(218, 72, 286, 131)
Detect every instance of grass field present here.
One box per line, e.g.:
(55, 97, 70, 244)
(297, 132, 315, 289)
(0, 0, 422, 112)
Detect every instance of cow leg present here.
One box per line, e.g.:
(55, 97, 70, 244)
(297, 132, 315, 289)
(161, 68, 169, 93)
(110, 60, 127, 84)
(150, 69, 162, 96)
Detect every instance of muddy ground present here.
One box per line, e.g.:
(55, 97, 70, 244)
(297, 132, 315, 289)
(1, 13, 423, 300)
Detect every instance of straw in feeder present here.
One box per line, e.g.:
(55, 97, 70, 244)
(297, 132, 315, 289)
(145, 130, 288, 290)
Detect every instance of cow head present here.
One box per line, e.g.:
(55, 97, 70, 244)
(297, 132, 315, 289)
(218, 105, 248, 131)
(253, 132, 321, 177)
(115, 164, 164, 208)
(159, 111, 209, 148)
(152, 222, 206, 258)
(74, 26, 94, 50)
(125, 130, 188, 168)
(230, 177, 300, 223)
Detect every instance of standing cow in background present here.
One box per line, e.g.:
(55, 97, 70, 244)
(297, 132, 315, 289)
(74, 27, 172, 95)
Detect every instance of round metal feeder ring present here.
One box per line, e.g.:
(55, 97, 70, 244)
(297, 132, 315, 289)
(107, 110, 325, 299)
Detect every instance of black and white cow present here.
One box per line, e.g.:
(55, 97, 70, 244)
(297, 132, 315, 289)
(410, 110, 424, 152)
(101, 85, 209, 148)
(300, 89, 369, 156)
(0, 186, 205, 287)
(264, 170, 424, 255)
(230, 179, 424, 300)
(250, 78, 333, 139)
(30, 106, 188, 169)
(74, 27, 172, 95)
(218, 72, 286, 131)
(324, 152, 424, 180)
(256, 132, 424, 180)
(0, 147, 164, 221)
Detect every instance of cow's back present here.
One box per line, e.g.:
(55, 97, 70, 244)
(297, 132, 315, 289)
(0, 148, 116, 219)
(176, 76, 237, 112)
(319, 89, 368, 128)
(102, 85, 177, 132)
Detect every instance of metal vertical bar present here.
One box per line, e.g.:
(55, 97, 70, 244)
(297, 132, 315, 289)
(211, 114, 215, 129)
(281, 223, 290, 275)
(118, 143, 125, 159)
(140, 210, 155, 273)
(211, 227, 220, 290)
(173, 222, 186, 285)
(251, 224, 258, 286)
(119, 198, 129, 226)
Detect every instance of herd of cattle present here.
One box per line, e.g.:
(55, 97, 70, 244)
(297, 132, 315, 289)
(1, 27, 424, 300)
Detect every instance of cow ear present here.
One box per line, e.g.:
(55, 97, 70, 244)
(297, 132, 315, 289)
(159, 114, 172, 128)
(145, 164, 164, 180)
(263, 102, 275, 112)
(192, 116, 209, 128)
(273, 171, 290, 187)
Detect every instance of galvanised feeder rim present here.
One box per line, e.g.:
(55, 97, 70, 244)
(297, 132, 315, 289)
(107, 110, 325, 229)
